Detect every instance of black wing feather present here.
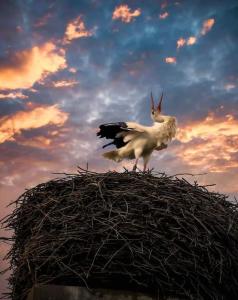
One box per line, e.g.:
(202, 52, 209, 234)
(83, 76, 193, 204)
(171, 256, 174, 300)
(97, 122, 129, 149)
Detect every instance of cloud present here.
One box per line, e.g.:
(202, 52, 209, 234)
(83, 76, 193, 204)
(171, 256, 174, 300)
(165, 57, 176, 64)
(52, 79, 79, 88)
(34, 13, 52, 28)
(177, 114, 238, 143)
(16, 135, 52, 148)
(224, 83, 236, 91)
(159, 12, 169, 19)
(14, 126, 70, 149)
(186, 36, 197, 45)
(112, 4, 141, 23)
(200, 18, 215, 35)
(0, 92, 28, 100)
(175, 113, 238, 172)
(0, 42, 67, 90)
(161, 1, 168, 9)
(69, 67, 77, 73)
(63, 16, 92, 44)
(177, 36, 197, 49)
(0, 105, 68, 144)
(177, 38, 186, 49)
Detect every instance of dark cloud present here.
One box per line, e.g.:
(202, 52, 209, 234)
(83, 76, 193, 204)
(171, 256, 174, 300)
(0, 1, 22, 49)
(0, 100, 24, 117)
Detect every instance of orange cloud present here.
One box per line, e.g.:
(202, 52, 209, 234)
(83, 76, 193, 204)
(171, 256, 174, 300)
(25, 101, 39, 109)
(0, 42, 67, 90)
(187, 36, 197, 45)
(112, 5, 141, 23)
(63, 16, 92, 44)
(52, 79, 79, 88)
(0, 105, 68, 144)
(177, 114, 238, 143)
(0, 92, 28, 100)
(177, 38, 186, 49)
(159, 12, 169, 19)
(175, 114, 238, 172)
(200, 18, 215, 35)
(165, 57, 176, 64)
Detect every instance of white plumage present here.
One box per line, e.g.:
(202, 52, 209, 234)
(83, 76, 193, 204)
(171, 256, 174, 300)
(97, 93, 177, 171)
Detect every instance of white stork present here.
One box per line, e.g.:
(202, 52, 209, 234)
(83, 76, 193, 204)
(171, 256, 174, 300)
(97, 93, 177, 171)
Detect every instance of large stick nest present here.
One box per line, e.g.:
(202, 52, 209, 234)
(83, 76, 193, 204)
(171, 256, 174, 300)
(1, 169, 238, 300)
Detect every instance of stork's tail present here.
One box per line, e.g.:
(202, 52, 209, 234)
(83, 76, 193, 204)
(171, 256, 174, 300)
(103, 150, 121, 162)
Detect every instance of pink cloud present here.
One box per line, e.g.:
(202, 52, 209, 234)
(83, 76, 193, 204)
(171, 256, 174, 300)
(165, 57, 177, 64)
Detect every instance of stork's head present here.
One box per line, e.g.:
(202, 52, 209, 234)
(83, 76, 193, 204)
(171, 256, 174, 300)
(150, 92, 164, 122)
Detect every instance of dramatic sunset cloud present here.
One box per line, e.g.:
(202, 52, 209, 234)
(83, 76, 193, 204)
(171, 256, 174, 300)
(52, 79, 79, 88)
(0, 42, 67, 90)
(177, 38, 186, 49)
(177, 114, 238, 143)
(63, 16, 92, 44)
(200, 18, 215, 35)
(0, 105, 68, 144)
(176, 114, 238, 172)
(159, 12, 169, 19)
(0, 92, 28, 100)
(112, 5, 141, 23)
(165, 57, 176, 64)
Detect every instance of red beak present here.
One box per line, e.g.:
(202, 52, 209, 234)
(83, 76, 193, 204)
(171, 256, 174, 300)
(151, 92, 155, 111)
(157, 92, 163, 112)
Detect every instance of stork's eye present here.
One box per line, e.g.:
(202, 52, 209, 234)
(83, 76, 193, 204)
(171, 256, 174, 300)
(152, 110, 154, 115)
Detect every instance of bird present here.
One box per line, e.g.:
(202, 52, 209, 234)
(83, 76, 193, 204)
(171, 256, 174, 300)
(97, 92, 177, 171)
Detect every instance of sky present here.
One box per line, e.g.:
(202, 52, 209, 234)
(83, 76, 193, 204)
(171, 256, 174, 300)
(0, 0, 238, 295)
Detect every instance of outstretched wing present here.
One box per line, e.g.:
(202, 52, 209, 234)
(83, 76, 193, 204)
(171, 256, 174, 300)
(97, 122, 144, 149)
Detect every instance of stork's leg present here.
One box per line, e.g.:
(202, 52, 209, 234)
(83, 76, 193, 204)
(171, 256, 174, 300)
(132, 148, 143, 171)
(143, 155, 151, 172)
(132, 158, 139, 171)
(143, 162, 147, 172)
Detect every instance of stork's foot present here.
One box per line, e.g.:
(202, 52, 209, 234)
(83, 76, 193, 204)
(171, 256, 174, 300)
(132, 164, 137, 171)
